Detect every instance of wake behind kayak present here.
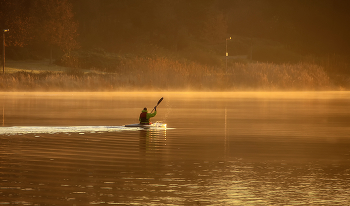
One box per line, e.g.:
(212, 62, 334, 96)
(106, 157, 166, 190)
(0, 126, 128, 135)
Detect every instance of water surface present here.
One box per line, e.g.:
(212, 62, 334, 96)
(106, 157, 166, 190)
(1, 92, 350, 205)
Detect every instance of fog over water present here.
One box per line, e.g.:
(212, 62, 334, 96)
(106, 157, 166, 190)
(1, 92, 350, 205)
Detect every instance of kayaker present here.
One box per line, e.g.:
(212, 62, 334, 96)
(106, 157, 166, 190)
(139, 107, 157, 125)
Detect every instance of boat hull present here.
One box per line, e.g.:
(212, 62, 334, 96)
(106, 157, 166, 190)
(124, 122, 167, 128)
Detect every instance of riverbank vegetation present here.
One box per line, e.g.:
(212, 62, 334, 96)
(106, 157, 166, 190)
(1, 57, 346, 92)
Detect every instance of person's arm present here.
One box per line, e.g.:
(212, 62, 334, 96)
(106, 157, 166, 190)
(147, 110, 157, 118)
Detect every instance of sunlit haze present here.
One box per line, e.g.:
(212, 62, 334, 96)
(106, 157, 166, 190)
(1, 0, 350, 205)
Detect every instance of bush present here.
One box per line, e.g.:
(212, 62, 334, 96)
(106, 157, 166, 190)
(56, 48, 124, 72)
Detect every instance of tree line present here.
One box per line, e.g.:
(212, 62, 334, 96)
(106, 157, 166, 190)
(0, 0, 78, 54)
(1, 0, 350, 59)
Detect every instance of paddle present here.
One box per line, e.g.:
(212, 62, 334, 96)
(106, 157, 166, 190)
(151, 97, 163, 113)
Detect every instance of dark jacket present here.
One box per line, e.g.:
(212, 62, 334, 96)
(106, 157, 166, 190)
(139, 109, 157, 124)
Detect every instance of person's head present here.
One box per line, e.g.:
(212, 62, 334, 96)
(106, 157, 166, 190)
(143, 107, 147, 111)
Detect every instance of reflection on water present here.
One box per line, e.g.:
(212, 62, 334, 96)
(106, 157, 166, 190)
(1, 92, 350, 205)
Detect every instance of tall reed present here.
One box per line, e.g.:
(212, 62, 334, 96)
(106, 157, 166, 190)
(0, 58, 341, 91)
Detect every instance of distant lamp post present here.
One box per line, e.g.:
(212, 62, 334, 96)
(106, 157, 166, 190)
(226, 37, 231, 73)
(3, 29, 9, 74)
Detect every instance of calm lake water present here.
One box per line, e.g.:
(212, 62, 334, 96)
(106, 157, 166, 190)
(1, 92, 350, 205)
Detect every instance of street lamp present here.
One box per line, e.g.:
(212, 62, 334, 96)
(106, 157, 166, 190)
(3, 29, 9, 74)
(225, 37, 231, 73)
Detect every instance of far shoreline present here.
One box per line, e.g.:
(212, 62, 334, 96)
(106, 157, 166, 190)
(1, 59, 349, 92)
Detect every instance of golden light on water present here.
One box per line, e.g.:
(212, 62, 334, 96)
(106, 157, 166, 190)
(1, 91, 350, 205)
(1, 0, 350, 204)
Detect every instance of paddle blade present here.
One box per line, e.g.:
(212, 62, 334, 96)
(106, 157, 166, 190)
(151, 97, 163, 113)
(157, 97, 163, 106)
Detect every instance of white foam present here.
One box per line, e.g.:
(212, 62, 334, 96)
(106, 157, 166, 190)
(0, 126, 137, 135)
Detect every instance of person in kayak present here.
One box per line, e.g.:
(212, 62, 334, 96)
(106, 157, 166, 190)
(139, 107, 157, 125)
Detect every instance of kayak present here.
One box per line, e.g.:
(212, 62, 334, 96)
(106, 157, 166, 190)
(125, 97, 166, 129)
(124, 121, 167, 129)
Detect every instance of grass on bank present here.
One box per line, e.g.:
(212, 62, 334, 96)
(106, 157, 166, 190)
(5, 59, 97, 74)
(0, 57, 345, 92)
